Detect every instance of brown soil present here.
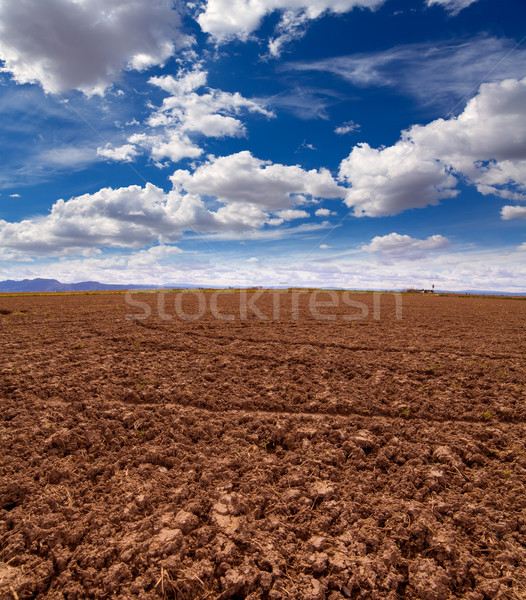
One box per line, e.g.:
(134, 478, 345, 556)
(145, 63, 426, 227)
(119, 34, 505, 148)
(0, 291, 525, 600)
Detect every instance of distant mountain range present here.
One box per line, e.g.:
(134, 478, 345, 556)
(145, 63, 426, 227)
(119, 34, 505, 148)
(0, 278, 524, 295)
(0, 278, 206, 293)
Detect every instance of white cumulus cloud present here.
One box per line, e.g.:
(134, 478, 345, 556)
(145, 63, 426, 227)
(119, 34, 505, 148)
(275, 209, 310, 220)
(127, 131, 203, 164)
(0, 152, 346, 255)
(0, 183, 269, 255)
(339, 77, 526, 217)
(363, 233, 450, 257)
(148, 70, 273, 136)
(409, 78, 526, 200)
(99, 69, 273, 165)
(339, 141, 459, 217)
(501, 205, 526, 220)
(171, 151, 345, 211)
(0, 184, 188, 254)
(315, 208, 336, 216)
(0, 0, 191, 95)
(197, 0, 385, 54)
(97, 144, 138, 163)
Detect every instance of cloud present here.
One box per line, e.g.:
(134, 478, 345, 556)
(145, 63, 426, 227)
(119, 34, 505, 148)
(363, 233, 450, 259)
(0, 183, 275, 255)
(319, 243, 331, 249)
(149, 69, 208, 95)
(335, 120, 360, 135)
(299, 140, 316, 150)
(148, 70, 273, 135)
(197, 0, 386, 55)
(268, 10, 311, 58)
(289, 37, 526, 108)
(0, 152, 345, 254)
(408, 78, 526, 200)
(426, 0, 479, 15)
(275, 209, 310, 220)
(0, 142, 105, 191)
(339, 77, 526, 217)
(8, 193, 20, 198)
(0, 184, 179, 254)
(171, 151, 345, 211)
(264, 87, 338, 120)
(97, 144, 138, 163)
(5, 236, 526, 293)
(501, 206, 526, 220)
(315, 208, 336, 216)
(99, 69, 272, 165)
(127, 131, 203, 164)
(38, 145, 102, 169)
(0, 243, 188, 282)
(0, 84, 143, 189)
(199, 220, 333, 241)
(339, 142, 459, 217)
(304, 245, 526, 292)
(0, 0, 191, 95)
(197, 0, 385, 42)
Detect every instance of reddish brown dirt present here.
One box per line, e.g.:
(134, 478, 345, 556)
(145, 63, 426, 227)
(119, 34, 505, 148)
(0, 291, 525, 600)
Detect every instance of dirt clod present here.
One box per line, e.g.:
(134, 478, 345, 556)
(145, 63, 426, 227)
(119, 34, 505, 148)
(173, 510, 199, 534)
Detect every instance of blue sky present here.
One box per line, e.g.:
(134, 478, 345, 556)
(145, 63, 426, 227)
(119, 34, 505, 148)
(0, 0, 525, 291)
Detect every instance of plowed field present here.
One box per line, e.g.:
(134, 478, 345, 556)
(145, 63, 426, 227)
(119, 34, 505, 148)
(1, 291, 525, 599)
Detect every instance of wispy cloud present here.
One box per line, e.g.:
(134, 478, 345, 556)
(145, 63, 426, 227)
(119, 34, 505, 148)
(0, 85, 137, 188)
(262, 86, 342, 120)
(335, 120, 360, 135)
(288, 36, 526, 110)
(426, 0, 479, 16)
(196, 220, 334, 241)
